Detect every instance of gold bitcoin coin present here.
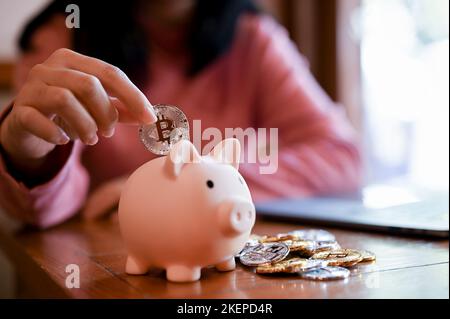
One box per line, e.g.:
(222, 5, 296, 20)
(359, 250, 376, 262)
(311, 249, 363, 267)
(259, 234, 298, 243)
(256, 258, 325, 274)
(259, 235, 316, 257)
(139, 104, 189, 155)
(287, 240, 316, 254)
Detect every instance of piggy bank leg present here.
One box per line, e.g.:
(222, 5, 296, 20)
(215, 257, 236, 272)
(125, 255, 149, 275)
(166, 265, 201, 282)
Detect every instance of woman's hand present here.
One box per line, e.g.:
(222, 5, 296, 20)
(0, 48, 156, 169)
(82, 176, 128, 221)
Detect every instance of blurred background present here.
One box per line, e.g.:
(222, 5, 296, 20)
(0, 0, 448, 190)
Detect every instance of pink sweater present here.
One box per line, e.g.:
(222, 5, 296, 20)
(0, 15, 361, 228)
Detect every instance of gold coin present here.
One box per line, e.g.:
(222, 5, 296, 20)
(359, 250, 376, 262)
(311, 249, 363, 267)
(287, 240, 316, 254)
(255, 258, 299, 274)
(259, 236, 317, 257)
(256, 258, 324, 274)
(259, 234, 298, 243)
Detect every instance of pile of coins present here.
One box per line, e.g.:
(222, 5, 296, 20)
(237, 229, 376, 281)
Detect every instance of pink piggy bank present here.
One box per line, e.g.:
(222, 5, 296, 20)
(118, 138, 255, 282)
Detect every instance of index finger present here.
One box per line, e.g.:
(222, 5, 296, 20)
(46, 49, 157, 124)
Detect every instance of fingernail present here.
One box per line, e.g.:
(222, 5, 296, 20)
(57, 132, 70, 145)
(103, 127, 115, 138)
(86, 134, 98, 146)
(144, 102, 157, 124)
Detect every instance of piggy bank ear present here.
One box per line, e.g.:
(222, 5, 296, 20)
(209, 138, 241, 170)
(165, 140, 202, 177)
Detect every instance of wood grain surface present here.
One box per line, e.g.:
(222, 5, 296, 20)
(1, 216, 448, 299)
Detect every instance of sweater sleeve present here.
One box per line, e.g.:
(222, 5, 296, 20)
(239, 15, 363, 201)
(0, 105, 89, 228)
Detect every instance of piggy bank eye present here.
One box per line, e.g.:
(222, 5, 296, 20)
(206, 180, 214, 189)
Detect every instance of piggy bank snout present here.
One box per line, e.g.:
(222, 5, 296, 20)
(218, 198, 255, 236)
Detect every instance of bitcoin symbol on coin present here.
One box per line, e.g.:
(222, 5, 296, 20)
(326, 252, 349, 258)
(239, 243, 289, 267)
(139, 104, 190, 155)
(155, 114, 175, 144)
(311, 249, 363, 267)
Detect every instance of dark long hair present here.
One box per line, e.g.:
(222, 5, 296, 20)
(19, 0, 258, 87)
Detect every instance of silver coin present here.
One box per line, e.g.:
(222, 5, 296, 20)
(235, 241, 259, 258)
(139, 104, 189, 155)
(313, 240, 341, 253)
(285, 239, 317, 256)
(235, 235, 265, 258)
(300, 266, 350, 281)
(239, 243, 290, 267)
(289, 229, 336, 242)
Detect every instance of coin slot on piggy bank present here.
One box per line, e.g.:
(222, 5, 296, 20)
(118, 138, 256, 282)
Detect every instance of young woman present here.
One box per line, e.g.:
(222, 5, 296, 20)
(0, 0, 361, 228)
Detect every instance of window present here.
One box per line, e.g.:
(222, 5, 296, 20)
(360, 0, 449, 190)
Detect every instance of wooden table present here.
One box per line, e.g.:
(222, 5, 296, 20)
(0, 217, 448, 299)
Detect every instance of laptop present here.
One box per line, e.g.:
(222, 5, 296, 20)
(256, 184, 449, 238)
